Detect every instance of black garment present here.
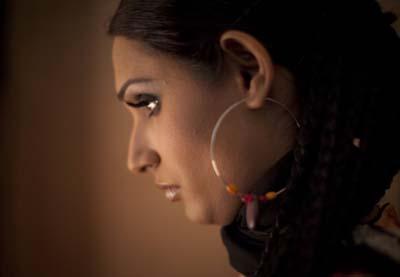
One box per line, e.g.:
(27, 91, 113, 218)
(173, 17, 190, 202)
(219, 150, 400, 276)
(220, 150, 294, 276)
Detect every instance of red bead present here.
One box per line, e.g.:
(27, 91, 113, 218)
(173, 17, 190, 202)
(241, 194, 254, 203)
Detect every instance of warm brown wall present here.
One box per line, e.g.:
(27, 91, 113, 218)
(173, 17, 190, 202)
(2, 1, 102, 276)
(1, 1, 399, 277)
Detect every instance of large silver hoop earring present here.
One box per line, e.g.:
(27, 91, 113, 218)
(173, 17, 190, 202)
(210, 96, 301, 230)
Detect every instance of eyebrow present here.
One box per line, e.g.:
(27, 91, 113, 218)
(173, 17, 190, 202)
(117, 78, 155, 101)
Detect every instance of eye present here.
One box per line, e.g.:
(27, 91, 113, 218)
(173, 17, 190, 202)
(126, 94, 160, 117)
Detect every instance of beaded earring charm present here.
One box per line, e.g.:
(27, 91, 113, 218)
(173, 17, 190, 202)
(226, 184, 287, 229)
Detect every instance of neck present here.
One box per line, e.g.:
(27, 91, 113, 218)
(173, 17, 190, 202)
(238, 149, 294, 232)
(251, 149, 294, 195)
(220, 149, 295, 275)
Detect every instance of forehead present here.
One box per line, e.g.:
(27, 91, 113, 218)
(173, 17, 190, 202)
(112, 37, 179, 91)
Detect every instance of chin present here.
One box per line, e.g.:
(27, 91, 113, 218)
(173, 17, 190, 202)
(184, 203, 236, 226)
(185, 209, 213, 225)
(184, 203, 216, 225)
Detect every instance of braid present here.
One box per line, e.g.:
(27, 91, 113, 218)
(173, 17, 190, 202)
(244, 1, 400, 276)
(255, 7, 400, 276)
(283, 58, 342, 276)
(294, 93, 339, 276)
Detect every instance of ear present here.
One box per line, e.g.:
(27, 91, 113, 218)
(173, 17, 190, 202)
(219, 30, 274, 109)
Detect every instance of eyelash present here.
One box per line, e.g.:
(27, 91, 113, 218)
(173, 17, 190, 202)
(126, 94, 160, 117)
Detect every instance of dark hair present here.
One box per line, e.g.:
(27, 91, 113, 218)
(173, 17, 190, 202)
(108, 0, 400, 276)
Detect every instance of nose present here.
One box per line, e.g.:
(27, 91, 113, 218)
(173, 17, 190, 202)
(127, 151, 159, 175)
(126, 128, 160, 175)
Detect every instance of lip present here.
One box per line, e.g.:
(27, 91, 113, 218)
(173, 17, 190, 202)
(156, 183, 182, 202)
(156, 183, 181, 190)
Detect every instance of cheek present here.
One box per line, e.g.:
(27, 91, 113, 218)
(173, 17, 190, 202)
(156, 106, 215, 188)
(162, 117, 210, 173)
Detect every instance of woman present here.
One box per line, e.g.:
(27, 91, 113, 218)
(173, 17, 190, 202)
(108, 0, 400, 276)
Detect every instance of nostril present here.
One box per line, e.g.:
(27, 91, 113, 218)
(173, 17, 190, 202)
(128, 162, 152, 175)
(127, 151, 159, 175)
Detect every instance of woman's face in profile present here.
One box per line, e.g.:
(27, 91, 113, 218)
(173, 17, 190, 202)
(111, 36, 291, 225)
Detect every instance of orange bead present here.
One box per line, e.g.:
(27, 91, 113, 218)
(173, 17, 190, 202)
(265, 191, 277, 200)
(226, 184, 238, 195)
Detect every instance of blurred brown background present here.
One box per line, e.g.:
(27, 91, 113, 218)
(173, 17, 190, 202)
(1, 1, 399, 277)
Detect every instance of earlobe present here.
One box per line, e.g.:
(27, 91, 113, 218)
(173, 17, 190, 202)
(219, 30, 274, 109)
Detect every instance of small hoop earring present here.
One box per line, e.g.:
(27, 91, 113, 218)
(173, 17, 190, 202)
(210, 96, 301, 230)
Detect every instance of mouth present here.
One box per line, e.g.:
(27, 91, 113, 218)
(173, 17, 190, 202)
(157, 184, 182, 202)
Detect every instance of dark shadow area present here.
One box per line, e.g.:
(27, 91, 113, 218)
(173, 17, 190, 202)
(1, 1, 17, 277)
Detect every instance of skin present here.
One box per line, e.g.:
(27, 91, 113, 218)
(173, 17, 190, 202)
(111, 30, 300, 226)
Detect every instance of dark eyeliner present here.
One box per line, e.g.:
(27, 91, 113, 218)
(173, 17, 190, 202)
(125, 93, 160, 116)
(126, 93, 153, 107)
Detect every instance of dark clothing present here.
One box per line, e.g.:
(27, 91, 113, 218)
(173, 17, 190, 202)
(220, 150, 293, 276)
(220, 151, 400, 276)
